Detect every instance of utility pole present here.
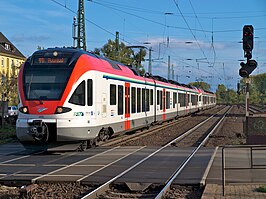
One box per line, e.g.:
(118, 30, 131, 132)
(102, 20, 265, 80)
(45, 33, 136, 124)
(115, 31, 119, 60)
(72, 16, 78, 48)
(148, 47, 152, 74)
(168, 56, 170, 80)
(77, 0, 86, 51)
(171, 64, 174, 80)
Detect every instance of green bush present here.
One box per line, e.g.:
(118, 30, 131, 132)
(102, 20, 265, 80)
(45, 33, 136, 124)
(257, 185, 266, 193)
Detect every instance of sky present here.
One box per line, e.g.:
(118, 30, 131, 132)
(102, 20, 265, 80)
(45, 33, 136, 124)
(1, 0, 266, 91)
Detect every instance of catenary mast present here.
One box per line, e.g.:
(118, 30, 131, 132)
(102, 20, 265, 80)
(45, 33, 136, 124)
(77, 0, 86, 51)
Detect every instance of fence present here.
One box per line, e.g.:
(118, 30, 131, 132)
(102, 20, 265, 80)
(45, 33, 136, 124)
(222, 145, 266, 196)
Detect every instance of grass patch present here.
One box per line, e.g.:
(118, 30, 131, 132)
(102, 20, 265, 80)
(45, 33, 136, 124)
(257, 185, 266, 193)
(0, 125, 16, 133)
(0, 124, 17, 144)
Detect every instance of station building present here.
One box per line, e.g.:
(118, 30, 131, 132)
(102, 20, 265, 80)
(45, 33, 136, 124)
(0, 32, 26, 104)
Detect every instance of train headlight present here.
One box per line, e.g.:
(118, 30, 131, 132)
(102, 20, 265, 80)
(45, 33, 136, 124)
(55, 106, 72, 114)
(19, 106, 29, 114)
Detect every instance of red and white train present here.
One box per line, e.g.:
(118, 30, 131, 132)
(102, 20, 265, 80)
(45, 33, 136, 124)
(16, 47, 216, 150)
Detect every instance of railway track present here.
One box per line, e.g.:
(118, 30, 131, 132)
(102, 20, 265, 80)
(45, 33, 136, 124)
(81, 105, 232, 199)
(0, 105, 233, 199)
(101, 105, 225, 147)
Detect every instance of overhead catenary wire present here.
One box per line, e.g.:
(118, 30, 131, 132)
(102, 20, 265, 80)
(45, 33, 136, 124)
(49, 0, 135, 45)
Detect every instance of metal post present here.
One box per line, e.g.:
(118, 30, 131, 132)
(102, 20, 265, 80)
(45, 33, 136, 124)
(148, 47, 152, 74)
(1, 94, 4, 127)
(168, 56, 170, 80)
(77, 0, 86, 51)
(171, 64, 174, 80)
(250, 146, 253, 169)
(246, 81, 249, 117)
(72, 16, 77, 48)
(115, 31, 120, 61)
(222, 147, 225, 196)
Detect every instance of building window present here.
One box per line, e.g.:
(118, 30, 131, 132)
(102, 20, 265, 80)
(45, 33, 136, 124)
(4, 43, 10, 51)
(1, 58, 4, 66)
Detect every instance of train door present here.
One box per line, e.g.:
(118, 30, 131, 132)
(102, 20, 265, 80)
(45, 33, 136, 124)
(124, 82, 130, 130)
(101, 93, 107, 118)
(163, 88, 166, 120)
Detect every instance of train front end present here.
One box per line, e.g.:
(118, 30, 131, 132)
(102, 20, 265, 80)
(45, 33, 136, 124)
(16, 48, 84, 150)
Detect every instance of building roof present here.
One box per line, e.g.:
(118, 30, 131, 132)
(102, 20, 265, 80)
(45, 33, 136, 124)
(0, 32, 25, 59)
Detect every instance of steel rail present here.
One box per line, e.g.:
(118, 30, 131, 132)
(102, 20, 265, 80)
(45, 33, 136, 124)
(101, 105, 224, 147)
(154, 105, 232, 199)
(81, 105, 231, 199)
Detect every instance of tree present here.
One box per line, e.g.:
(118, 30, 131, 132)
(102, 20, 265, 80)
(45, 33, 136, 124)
(251, 73, 266, 105)
(216, 84, 227, 104)
(189, 81, 211, 91)
(37, 46, 44, 50)
(94, 39, 146, 75)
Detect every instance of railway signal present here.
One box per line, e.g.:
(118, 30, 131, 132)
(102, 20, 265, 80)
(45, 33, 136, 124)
(239, 59, 257, 78)
(243, 25, 254, 59)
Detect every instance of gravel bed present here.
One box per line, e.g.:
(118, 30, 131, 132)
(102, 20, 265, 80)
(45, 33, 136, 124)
(0, 182, 96, 199)
(205, 105, 246, 146)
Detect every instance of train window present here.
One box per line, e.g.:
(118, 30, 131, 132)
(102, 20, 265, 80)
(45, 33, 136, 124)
(118, 85, 123, 115)
(110, 84, 116, 105)
(157, 90, 160, 105)
(159, 91, 162, 110)
(150, 89, 153, 106)
(137, 88, 141, 113)
(87, 79, 93, 106)
(131, 87, 136, 113)
(178, 93, 186, 107)
(203, 96, 207, 104)
(166, 91, 170, 109)
(146, 89, 150, 112)
(173, 92, 177, 108)
(191, 94, 197, 106)
(142, 88, 145, 112)
(69, 81, 85, 106)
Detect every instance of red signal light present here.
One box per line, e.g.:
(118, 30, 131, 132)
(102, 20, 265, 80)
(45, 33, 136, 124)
(243, 25, 254, 52)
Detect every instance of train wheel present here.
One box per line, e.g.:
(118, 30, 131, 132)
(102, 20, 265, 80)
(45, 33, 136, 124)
(98, 128, 110, 142)
(78, 140, 88, 151)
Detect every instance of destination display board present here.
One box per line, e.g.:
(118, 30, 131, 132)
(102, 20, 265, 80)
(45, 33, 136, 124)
(33, 57, 68, 64)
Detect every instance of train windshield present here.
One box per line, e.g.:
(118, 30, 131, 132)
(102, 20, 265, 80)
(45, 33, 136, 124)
(23, 63, 73, 101)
